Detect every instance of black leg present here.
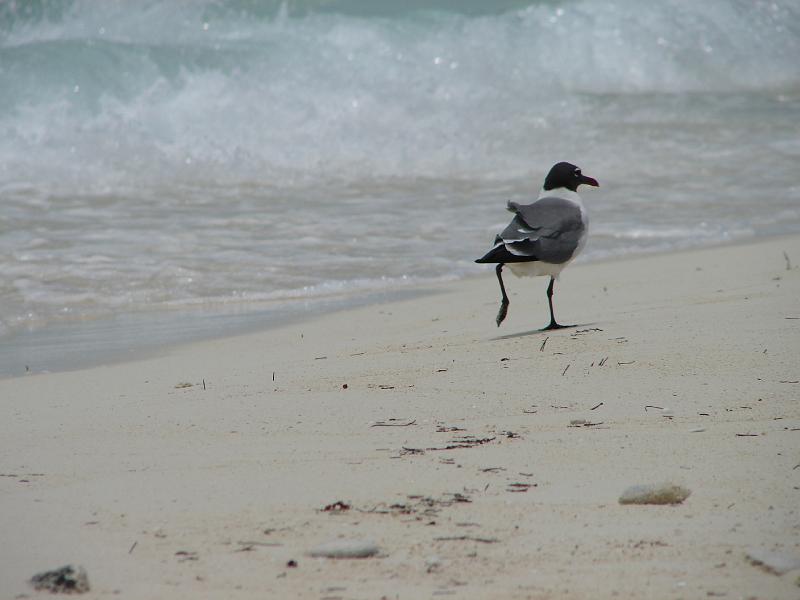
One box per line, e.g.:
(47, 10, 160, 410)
(543, 276, 568, 330)
(495, 264, 509, 326)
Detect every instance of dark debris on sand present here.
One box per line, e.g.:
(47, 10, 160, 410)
(30, 565, 90, 594)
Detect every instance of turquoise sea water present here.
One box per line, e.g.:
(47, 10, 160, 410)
(1, 0, 799, 374)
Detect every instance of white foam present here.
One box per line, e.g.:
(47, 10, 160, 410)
(0, 0, 799, 336)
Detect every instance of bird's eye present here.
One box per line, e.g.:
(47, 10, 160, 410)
(574, 169, 581, 176)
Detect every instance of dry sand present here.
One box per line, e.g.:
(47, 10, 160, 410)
(2, 235, 799, 599)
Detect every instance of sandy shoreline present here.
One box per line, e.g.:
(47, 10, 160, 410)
(2, 235, 799, 598)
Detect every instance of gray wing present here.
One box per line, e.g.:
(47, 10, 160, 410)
(500, 197, 584, 264)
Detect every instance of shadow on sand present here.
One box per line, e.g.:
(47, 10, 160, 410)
(490, 322, 598, 341)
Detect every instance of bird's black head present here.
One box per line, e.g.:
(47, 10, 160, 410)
(542, 162, 599, 192)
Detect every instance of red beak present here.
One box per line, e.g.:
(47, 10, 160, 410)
(579, 175, 599, 187)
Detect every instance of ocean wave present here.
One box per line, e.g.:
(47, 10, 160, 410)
(1, 0, 799, 338)
(1, 0, 798, 186)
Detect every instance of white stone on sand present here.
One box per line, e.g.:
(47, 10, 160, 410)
(618, 483, 691, 505)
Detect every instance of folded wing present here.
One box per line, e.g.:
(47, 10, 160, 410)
(476, 197, 584, 264)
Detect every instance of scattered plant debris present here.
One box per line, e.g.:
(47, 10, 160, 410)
(400, 436, 496, 455)
(746, 548, 800, 575)
(30, 566, 90, 594)
(322, 501, 351, 513)
(359, 492, 472, 519)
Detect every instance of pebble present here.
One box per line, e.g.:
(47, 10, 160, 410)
(308, 539, 380, 559)
(425, 555, 443, 572)
(746, 548, 800, 575)
(618, 482, 691, 505)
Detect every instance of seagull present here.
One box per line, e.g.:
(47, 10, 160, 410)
(475, 162, 599, 329)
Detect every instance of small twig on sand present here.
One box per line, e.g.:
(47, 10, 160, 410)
(784, 250, 792, 271)
(128, 541, 137, 554)
(401, 437, 496, 455)
(238, 540, 283, 547)
(618, 361, 635, 365)
(236, 541, 283, 552)
(400, 446, 426, 455)
(562, 364, 570, 376)
(735, 433, 759, 437)
(644, 405, 664, 411)
(436, 425, 467, 432)
(439, 437, 496, 450)
(590, 402, 603, 411)
(434, 536, 499, 544)
(371, 419, 416, 427)
(506, 482, 536, 492)
(202, 379, 206, 390)
(540, 336, 549, 352)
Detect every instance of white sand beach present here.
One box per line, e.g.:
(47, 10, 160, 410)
(2, 235, 799, 599)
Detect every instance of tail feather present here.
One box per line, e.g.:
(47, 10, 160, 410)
(476, 242, 540, 264)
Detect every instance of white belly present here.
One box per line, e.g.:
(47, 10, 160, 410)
(508, 260, 569, 278)
(507, 224, 587, 279)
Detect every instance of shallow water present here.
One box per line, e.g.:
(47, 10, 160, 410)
(1, 0, 799, 374)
